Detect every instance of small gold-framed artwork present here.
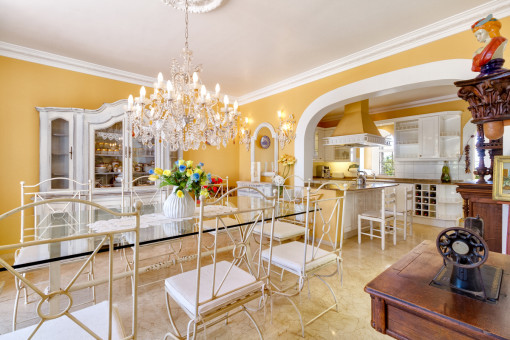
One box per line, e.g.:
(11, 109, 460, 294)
(492, 156, 510, 201)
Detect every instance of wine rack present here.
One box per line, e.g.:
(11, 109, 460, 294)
(414, 184, 436, 218)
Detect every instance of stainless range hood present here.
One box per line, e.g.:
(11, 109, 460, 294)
(323, 99, 389, 148)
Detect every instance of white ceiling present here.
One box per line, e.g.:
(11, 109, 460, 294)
(0, 0, 502, 100)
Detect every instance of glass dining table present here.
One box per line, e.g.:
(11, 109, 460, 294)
(6, 195, 310, 272)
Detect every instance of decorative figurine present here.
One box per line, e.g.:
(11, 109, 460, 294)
(471, 14, 507, 76)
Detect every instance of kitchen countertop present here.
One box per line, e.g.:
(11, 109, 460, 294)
(312, 177, 462, 185)
(311, 181, 398, 192)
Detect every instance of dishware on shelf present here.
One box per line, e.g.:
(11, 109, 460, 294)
(95, 165, 107, 173)
(143, 165, 152, 173)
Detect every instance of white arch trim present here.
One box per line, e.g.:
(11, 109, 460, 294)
(251, 122, 278, 176)
(294, 59, 476, 184)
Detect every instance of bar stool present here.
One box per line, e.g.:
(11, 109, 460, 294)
(357, 187, 397, 250)
(393, 186, 414, 240)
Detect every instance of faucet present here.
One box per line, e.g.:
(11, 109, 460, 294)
(357, 170, 367, 186)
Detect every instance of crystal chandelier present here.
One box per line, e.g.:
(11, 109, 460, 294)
(277, 110, 296, 149)
(126, 0, 240, 151)
(238, 117, 251, 151)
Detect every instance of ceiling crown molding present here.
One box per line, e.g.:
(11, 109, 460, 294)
(0, 41, 154, 87)
(238, 0, 510, 105)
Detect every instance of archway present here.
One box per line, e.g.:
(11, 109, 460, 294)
(294, 59, 475, 184)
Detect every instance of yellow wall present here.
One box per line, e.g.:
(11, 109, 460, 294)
(0, 56, 143, 249)
(238, 16, 510, 181)
(183, 142, 239, 183)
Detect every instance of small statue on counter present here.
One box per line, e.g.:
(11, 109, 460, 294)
(471, 14, 507, 76)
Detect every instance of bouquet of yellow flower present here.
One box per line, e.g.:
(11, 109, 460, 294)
(149, 160, 210, 199)
(278, 154, 296, 178)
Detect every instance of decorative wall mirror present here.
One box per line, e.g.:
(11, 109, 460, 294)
(251, 123, 278, 178)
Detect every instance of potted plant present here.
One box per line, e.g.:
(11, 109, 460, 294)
(149, 160, 210, 218)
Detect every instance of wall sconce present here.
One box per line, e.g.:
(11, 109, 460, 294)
(277, 110, 296, 149)
(239, 117, 251, 151)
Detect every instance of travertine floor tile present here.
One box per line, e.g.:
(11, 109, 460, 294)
(0, 223, 440, 339)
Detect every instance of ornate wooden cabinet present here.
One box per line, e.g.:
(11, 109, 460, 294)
(456, 181, 502, 252)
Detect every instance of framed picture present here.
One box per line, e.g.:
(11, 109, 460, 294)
(260, 135, 271, 149)
(492, 156, 510, 201)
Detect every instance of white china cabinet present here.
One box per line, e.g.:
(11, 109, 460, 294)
(38, 100, 180, 193)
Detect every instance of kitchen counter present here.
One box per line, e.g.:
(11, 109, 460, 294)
(312, 177, 461, 185)
(311, 181, 398, 191)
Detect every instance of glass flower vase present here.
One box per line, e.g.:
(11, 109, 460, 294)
(163, 188, 195, 218)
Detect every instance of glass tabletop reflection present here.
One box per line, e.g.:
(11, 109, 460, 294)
(8, 195, 309, 270)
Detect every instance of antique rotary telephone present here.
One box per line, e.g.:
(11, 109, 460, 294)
(431, 216, 503, 303)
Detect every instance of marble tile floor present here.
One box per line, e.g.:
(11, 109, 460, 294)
(0, 222, 441, 339)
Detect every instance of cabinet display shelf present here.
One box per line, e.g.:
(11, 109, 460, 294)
(134, 154, 155, 158)
(96, 153, 123, 157)
(95, 172, 121, 175)
(52, 152, 69, 156)
(52, 133, 68, 137)
(133, 171, 151, 174)
(395, 127, 418, 131)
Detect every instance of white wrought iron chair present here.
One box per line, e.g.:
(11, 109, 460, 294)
(357, 187, 397, 250)
(205, 174, 229, 202)
(14, 178, 95, 331)
(122, 175, 169, 214)
(393, 186, 414, 240)
(0, 198, 141, 339)
(253, 176, 311, 243)
(260, 182, 344, 337)
(163, 186, 277, 340)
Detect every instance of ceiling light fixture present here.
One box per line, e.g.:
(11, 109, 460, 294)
(126, 0, 241, 151)
(239, 117, 251, 151)
(277, 110, 296, 149)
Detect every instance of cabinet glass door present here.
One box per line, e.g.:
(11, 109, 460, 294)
(132, 137, 156, 187)
(94, 122, 123, 189)
(50, 118, 72, 189)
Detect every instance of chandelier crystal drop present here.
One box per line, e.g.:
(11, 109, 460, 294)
(126, 0, 240, 151)
(238, 117, 251, 151)
(277, 110, 296, 150)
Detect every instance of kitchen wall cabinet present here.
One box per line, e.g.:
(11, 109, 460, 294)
(314, 127, 352, 162)
(38, 100, 181, 193)
(393, 111, 460, 161)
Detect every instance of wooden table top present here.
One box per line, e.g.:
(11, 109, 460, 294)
(365, 240, 510, 339)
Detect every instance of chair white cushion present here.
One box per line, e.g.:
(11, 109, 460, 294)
(13, 245, 51, 272)
(0, 301, 124, 339)
(165, 261, 263, 316)
(359, 210, 394, 219)
(261, 241, 337, 276)
(253, 221, 305, 240)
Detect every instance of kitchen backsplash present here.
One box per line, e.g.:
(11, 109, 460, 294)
(393, 160, 473, 181)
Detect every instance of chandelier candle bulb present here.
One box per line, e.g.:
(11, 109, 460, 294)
(157, 72, 164, 87)
(140, 86, 146, 98)
(215, 83, 220, 98)
(192, 72, 198, 89)
(200, 85, 207, 101)
(128, 95, 133, 110)
(234, 100, 238, 112)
